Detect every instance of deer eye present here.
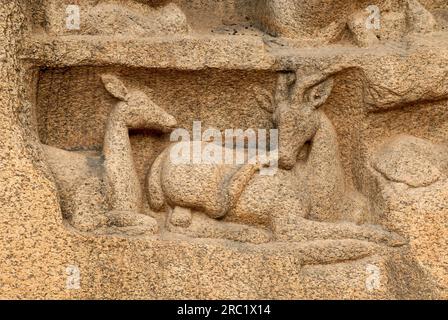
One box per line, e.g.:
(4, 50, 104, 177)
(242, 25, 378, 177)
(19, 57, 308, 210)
(306, 87, 319, 102)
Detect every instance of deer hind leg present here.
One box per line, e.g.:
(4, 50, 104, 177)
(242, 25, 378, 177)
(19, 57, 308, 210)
(146, 151, 194, 229)
(68, 176, 109, 232)
(166, 210, 272, 244)
(104, 210, 158, 236)
(274, 218, 406, 247)
(147, 150, 168, 212)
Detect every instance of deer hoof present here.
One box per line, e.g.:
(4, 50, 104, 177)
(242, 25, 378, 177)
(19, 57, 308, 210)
(132, 214, 159, 235)
(169, 207, 192, 228)
(106, 210, 159, 236)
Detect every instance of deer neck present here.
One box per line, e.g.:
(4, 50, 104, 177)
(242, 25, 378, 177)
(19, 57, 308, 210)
(103, 114, 130, 157)
(102, 107, 143, 213)
(305, 112, 346, 221)
(307, 113, 340, 166)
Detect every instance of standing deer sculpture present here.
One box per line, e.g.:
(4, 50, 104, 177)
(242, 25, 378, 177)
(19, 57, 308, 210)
(146, 66, 405, 245)
(43, 74, 177, 235)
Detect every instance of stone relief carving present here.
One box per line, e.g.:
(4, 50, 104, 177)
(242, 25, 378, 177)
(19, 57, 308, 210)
(38, 66, 408, 247)
(147, 66, 403, 246)
(43, 74, 177, 235)
(1, 0, 447, 299)
(84, 1, 190, 36)
(249, 0, 437, 46)
(44, 0, 190, 36)
(372, 135, 448, 188)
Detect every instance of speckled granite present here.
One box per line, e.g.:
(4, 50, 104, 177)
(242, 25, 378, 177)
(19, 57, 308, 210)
(0, 0, 447, 299)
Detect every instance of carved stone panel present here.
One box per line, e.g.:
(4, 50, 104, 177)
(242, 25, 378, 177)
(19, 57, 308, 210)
(0, 0, 446, 299)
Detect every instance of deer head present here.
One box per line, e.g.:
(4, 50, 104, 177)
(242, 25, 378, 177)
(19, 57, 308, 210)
(101, 74, 177, 133)
(273, 65, 351, 170)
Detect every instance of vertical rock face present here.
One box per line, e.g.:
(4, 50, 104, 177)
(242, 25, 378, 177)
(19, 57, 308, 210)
(0, 0, 73, 298)
(0, 0, 446, 299)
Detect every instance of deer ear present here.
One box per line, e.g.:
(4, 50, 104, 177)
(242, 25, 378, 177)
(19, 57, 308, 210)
(101, 74, 129, 101)
(254, 88, 275, 113)
(306, 77, 334, 109)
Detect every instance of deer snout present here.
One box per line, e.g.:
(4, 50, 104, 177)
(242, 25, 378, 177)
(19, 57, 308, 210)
(278, 150, 297, 170)
(159, 113, 178, 133)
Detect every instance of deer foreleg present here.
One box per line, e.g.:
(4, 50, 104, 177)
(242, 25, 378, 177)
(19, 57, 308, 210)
(103, 119, 142, 213)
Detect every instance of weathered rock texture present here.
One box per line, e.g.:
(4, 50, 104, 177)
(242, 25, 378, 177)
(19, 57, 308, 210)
(0, 0, 447, 299)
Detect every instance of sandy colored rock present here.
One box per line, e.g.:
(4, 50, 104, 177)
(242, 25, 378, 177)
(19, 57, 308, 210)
(0, 0, 447, 300)
(372, 135, 448, 187)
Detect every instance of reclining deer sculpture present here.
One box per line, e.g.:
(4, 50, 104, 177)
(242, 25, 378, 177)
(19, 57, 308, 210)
(43, 74, 177, 235)
(147, 66, 405, 245)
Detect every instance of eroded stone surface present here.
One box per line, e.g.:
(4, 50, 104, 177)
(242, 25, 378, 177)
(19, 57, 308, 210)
(0, 0, 447, 299)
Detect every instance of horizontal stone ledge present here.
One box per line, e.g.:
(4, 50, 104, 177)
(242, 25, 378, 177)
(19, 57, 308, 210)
(19, 33, 448, 75)
(20, 34, 277, 70)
